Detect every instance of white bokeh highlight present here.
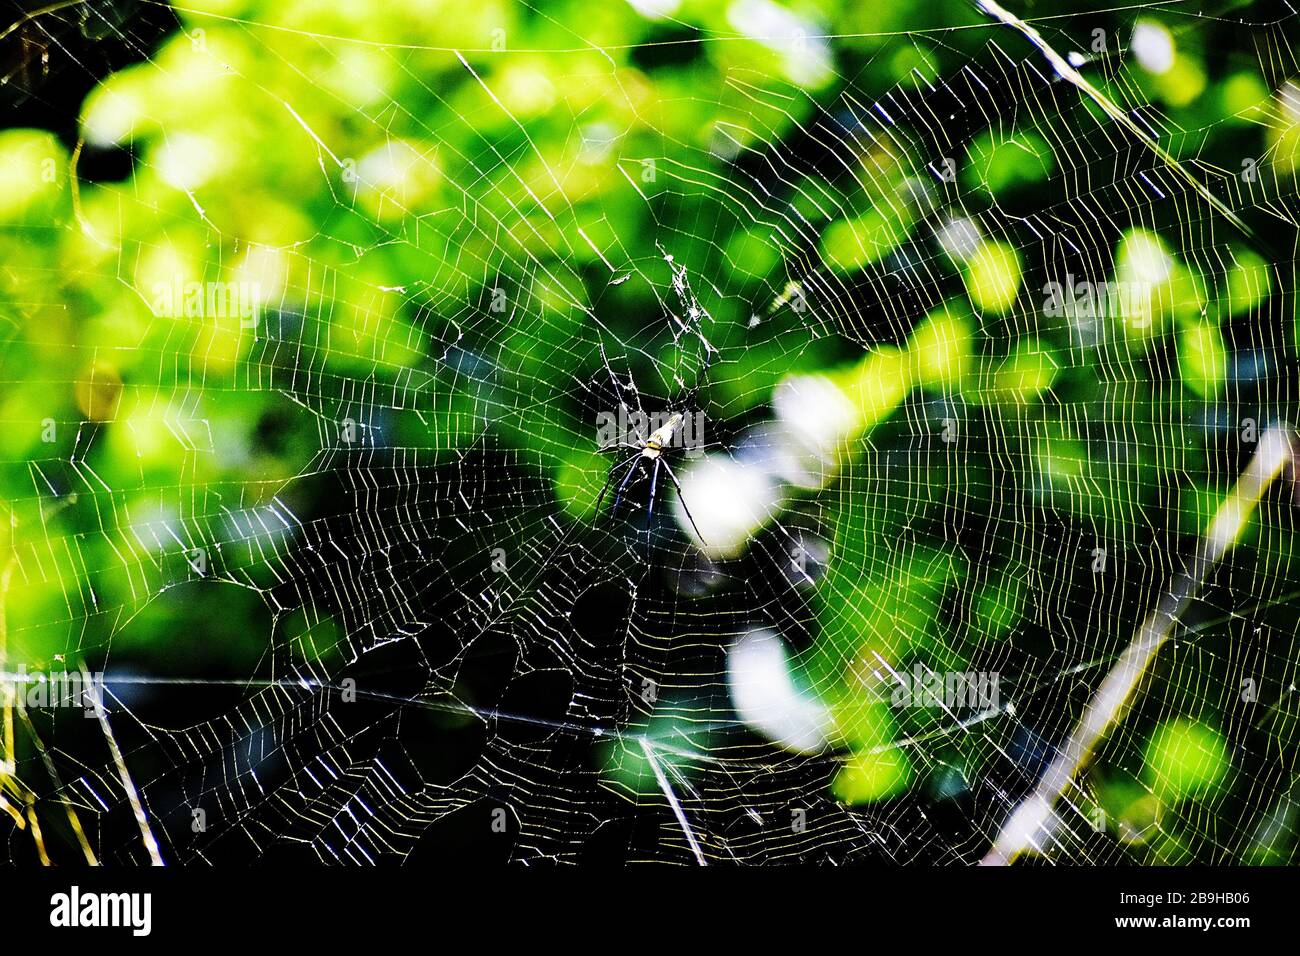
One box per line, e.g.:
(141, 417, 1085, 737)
(727, 629, 832, 754)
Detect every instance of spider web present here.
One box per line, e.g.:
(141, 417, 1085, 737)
(1, 0, 1299, 866)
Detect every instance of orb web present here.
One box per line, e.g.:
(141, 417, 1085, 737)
(0, 0, 1297, 866)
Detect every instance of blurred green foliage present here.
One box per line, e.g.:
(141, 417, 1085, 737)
(0, 0, 1296, 863)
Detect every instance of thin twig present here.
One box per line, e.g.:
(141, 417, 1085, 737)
(641, 738, 707, 866)
(17, 706, 98, 865)
(982, 426, 1296, 865)
(25, 798, 50, 866)
(0, 509, 24, 848)
(0, 518, 17, 784)
(974, 0, 1259, 245)
(84, 667, 165, 866)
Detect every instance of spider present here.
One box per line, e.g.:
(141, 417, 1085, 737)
(594, 411, 707, 545)
(592, 342, 710, 547)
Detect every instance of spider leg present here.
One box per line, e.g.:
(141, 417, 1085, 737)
(646, 455, 661, 528)
(608, 455, 644, 520)
(593, 453, 640, 519)
(643, 456, 663, 558)
(660, 459, 708, 545)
